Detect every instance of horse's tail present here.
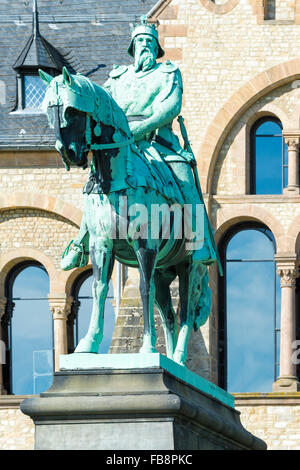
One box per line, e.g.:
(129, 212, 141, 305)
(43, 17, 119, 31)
(193, 270, 212, 331)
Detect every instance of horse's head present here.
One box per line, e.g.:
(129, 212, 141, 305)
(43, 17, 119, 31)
(40, 68, 132, 171)
(40, 67, 97, 170)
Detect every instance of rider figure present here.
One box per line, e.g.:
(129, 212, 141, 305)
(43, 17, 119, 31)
(61, 17, 219, 270)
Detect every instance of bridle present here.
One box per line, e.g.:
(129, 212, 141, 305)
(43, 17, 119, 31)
(84, 115, 134, 152)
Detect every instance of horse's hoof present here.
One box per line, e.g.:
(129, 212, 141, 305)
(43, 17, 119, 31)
(75, 337, 99, 353)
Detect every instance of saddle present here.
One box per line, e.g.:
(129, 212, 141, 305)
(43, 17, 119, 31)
(130, 140, 185, 206)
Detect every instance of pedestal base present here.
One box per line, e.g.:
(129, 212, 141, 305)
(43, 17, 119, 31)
(20, 354, 266, 450)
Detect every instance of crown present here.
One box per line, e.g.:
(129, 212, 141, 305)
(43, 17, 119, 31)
(127, 16, 164, 58)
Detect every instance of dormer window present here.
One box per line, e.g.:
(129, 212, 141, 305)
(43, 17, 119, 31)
(12, 0, 66, 113)
(23, 74, 46, 109)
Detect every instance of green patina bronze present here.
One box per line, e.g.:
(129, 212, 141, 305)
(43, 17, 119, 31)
(39, 17, 222, 366)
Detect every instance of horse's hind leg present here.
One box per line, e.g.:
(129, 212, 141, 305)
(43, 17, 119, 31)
(135, 247, 158, 354)
(75, 248, 115, 353)
(154, 269, 177, 360)
(174, 260, 206, 366)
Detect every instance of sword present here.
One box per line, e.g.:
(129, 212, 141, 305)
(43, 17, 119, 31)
(177, 116, 223, 275)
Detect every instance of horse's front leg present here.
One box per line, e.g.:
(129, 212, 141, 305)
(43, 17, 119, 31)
(135, 246, 158, 354)
(75, 247, 115, 353)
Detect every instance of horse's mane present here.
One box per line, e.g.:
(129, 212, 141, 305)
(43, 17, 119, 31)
(77, 75, 132, 139)
(43, 72, 132, 140)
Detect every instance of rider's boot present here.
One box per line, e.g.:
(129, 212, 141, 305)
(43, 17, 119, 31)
(61, 241, 89, 270)
(61, 229, 90, 271)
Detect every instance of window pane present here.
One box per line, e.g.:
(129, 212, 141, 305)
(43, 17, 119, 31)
(227, 229, 274, 261)
(76, 277, 115, 353)
(226, 230, 279, 393)
(11, 266, 52, 395)
(255, 137, 282, 194)
(253, 119, 285, 194)
(256, 120, 281, 135)
(23, 75, 46, 109)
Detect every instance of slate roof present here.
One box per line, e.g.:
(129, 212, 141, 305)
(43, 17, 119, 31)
(0, 0, 156, 149)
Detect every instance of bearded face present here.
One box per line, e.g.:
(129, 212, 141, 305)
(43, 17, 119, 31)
(134, 34, 158, 72)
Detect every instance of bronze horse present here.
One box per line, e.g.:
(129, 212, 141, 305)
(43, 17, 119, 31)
(40, 67, 212, 366)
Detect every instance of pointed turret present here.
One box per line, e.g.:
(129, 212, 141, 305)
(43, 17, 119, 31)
(13, 0, 65, 74)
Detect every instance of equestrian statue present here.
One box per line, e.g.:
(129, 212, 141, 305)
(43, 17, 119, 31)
(39, 17, 222, 366)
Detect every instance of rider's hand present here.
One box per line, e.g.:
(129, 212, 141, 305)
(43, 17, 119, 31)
(179, 149, 196, 167)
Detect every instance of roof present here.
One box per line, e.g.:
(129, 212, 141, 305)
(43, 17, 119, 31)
(0, 0, 156, 149)
(13, 0, 66, 72)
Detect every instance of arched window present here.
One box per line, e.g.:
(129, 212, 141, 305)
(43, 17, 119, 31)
(250, 117, 288, 195)
(2, 262, 53, 395)
(218, 223, 281, 392)
(68, 271, 116, 353)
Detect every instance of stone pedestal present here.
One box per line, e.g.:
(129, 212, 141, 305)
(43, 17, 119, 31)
(20, 354, 266, 450)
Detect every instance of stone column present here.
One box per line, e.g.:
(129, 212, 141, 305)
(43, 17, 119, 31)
(49, 295, 73, 371)
(0, 297, 7, 395)
(283, 132, 300, 194)
(273, 256, 300, 392)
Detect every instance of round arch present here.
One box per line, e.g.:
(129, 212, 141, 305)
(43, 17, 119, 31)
(245, 107, 289, 133)
(217, 219, 280, 391)
(287, 215, 300, 256)
(0, 192, 83, 226)
(0, 248, 59, 297)
(215, 206, 285, 252)
(202, 58, 300, 193)
(199, 0, 240, 15)
(63, 264, 93, 297)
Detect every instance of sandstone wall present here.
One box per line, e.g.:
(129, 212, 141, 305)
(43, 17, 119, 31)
(0, 398, 34, 450)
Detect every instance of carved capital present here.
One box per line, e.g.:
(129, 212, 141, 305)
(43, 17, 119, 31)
(277, 267, 299, 288)
(285, 138, 300, 152)
(0, 297, 7, 320)
(283, 131, 300, 150)
(49, 296, 73, 321)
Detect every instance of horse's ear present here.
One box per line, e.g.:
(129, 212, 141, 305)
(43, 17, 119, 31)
(62, 66, 74, 87)
(39, 69, 53, 86)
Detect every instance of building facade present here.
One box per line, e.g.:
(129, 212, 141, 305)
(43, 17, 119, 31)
(0, 0, 300, 450)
